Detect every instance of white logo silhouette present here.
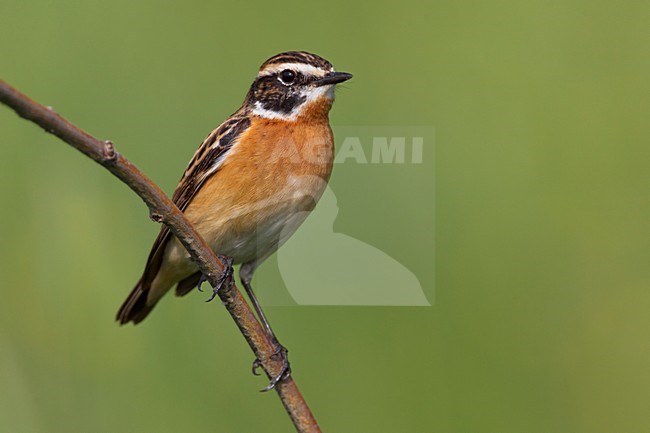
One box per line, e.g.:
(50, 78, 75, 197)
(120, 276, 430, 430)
(276, 180, 430, 306)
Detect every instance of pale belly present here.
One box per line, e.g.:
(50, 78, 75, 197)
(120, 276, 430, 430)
(158, 173, 329, 287)
(202, 173, 329, 264)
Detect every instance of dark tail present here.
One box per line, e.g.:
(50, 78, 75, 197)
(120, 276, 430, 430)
(117, 222, 203, 324)
(116, 278, 156, 325)
(117, 272, 201, 325)
(117, 226, 172, 325)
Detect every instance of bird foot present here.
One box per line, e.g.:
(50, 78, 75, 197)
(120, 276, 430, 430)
(203, 255, 234, 302)
(252, 341, 291, 392)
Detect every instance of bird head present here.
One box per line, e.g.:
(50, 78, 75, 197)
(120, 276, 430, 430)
(245, 51, 352, 121)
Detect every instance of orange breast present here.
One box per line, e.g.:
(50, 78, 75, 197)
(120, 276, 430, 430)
(181, 112, 335, 262)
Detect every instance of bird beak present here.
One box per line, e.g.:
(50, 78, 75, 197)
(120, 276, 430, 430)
(314, 71, 353, 86)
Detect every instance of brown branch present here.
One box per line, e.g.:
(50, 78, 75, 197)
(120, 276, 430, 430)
(0, 78, 320, 433)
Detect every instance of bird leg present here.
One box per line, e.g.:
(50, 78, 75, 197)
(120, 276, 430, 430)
(240, 271, 291, 391)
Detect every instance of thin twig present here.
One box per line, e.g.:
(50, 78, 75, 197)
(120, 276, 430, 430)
(0, 78, 321, 433)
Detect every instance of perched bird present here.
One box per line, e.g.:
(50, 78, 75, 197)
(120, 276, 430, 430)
(117, 51, 352, 389)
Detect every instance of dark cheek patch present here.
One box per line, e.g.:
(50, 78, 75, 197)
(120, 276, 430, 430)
(249, 76, 308, 115)
(260, 92, 307, 114)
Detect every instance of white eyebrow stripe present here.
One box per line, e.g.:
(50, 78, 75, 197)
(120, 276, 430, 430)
(258, 62, 331, 77)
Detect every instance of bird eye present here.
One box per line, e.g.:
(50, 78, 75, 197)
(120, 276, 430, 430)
(279, 69, 297, 84)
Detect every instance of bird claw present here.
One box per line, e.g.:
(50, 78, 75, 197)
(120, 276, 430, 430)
(204, 255, 234, 302)
(197, 273, 208, 292)
(252, 358, 262, 376)
(255, 343, 291, 392)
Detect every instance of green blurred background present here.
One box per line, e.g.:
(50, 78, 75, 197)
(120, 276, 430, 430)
(1, 0, 649, 432)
